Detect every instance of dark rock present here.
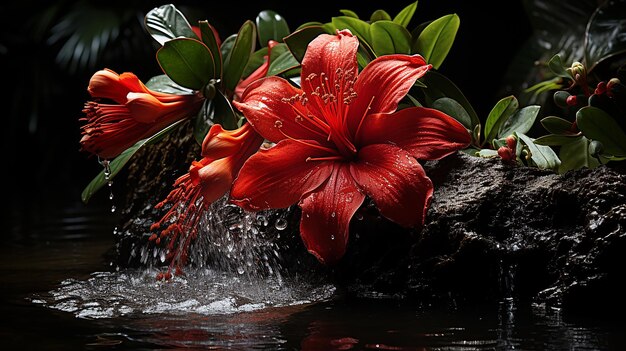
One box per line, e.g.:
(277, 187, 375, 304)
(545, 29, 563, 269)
(108, 129, 626, 316)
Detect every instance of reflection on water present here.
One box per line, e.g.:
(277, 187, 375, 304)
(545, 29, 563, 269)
(3, 205, 626, 350)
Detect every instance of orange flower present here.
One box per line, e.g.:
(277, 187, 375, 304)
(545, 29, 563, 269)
(149, 122, 264, 278)
(80, 69, 203, 159)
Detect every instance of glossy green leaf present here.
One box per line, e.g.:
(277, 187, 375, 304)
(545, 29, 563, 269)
(410, 20, 432, 45)
(477, 149, 499, 158)
(393, 1, 418, 28)
(220, 34, 237, 62)
(296, 21, 326, 31)
(413, 14, 459, 69)
(257, 10, 290, 46)
(145, 4, 198, 46)
(284, 26, 327, 62)
(340, 9, 359, 18)
(223, 20, 256, 92)
(199, 21, 222, 78)
(576, 106, 626, 156)
(558, 136, 600, 173)
(157, 38, 214, 90)
(193, 90, 238, 144)
(548, 54, 571, 78)
(432, 97, 471, 129)
(540, 116, 575, 135)
(145, 74, 194, 95)
(420, 71, 480, 128)
(242, 47, 268, 78)
(534, 134, 581, 146)
(498, 105, 540, 138)
(517, 132, 561, 171)
(370, 10, 392, 22)
(81, 120, 186, 203)
(484, 95, 518, 146)
(267, 50, 301, 76)
(332, 16, 371, 43)
(370, 20, 411, 56)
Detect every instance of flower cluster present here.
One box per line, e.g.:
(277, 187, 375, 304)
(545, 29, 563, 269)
(79, 2, 473, 278)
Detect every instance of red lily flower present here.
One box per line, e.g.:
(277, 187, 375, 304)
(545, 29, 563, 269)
(81, 69, 203, 159)
(150, 122, 264, 278)
(231, 30, 471, 264)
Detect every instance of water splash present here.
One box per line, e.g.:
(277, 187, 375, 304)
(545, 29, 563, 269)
(36, 269, 335, 319)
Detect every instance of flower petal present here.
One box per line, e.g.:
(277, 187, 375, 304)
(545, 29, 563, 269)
(230, 139, 335, 211)
(347, 55, 430, 134)
(350, 144, 433, 227)
(299, 163, 365, 265)
(357, 107, 471, 160)
(300, 30, 359, 124)
(233, 77, 328, 144)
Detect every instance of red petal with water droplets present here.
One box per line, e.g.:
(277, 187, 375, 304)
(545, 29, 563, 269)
(300, 31, 359, 123)
(299, 163, 365, 265)
(357, 107, 471, 160)
(233, 77, 328, 144)
(347, 55, 430, 134)
(350, 144, 433, 227)
(230, 139, 335, 211)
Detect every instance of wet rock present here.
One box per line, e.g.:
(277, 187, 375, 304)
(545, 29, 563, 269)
(110, 128, 626, 316)
(333, 153, 626, 316)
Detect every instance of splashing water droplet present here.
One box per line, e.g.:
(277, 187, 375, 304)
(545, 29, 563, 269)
(274, 218, 288, 231)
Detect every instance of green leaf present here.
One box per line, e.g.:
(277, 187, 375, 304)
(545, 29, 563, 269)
(332, 16, 371, 43)
(369, 20, 411, 56)
(432, 97, 472, 129)
(156, 38, 214, 90)
(558, 136, 600, 173)
(393, 1, 418, 28)
(477, 149, 499, 158)
(284, 26, 327, 62)
(540, 116, 575, 135)
(267, 50, 301, 76)
(340, 9, 359, 18)
(420, 71, 480, 128)
(296, 21, 326, 31)
(193, 90, 238, 144)
(81, 120, 186, 203)
(220, 34, 237, 63)
(484, 95, 518, 146)
(242, 47, 268, 78)
(145, 74, 194, 95)
(145, 4, 198, 46)
(517, 132, 561, 171)
(548, 54, 572, 78)
(498, 105, 540, 138)
(370, 10, 392, 22)
(576, 106, 626, 157)
(534, 134, 581, 146)
(223, 20, 257, 92)
(413, 14, 460, 69)
(199, 21, 222, 78)
(256, 10, 290, 46)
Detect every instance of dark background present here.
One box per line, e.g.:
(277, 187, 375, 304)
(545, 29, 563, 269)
(1, 0, 532, 225)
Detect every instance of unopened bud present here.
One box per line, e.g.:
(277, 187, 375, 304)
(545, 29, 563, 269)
(566, 95, 578, 106)
(497, 146, 515, 163)
(567, 61, 587, 81)
(505, 135, 517, 151)
(594, 81, 607, 95)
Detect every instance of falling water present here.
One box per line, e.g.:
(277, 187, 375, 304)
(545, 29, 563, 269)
(98, 157, 116, 213)
(37, 195, 336, 318)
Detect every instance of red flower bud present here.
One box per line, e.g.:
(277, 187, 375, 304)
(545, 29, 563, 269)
(498, 146, 515, 164)
(566, 95, 578, 106)
(594, 81, 607, 95)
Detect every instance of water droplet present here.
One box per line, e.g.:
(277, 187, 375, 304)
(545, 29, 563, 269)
(237, 266, 245, 275)
(111, 206, 116, 213)
(331, 212, 336, 218)
(275, 218, 288, 231)
(330, 235, 335, 240)
(355, 212, 364, 221)
(274, 120, 283, 128)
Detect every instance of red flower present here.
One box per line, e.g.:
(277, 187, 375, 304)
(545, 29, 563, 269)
(81, 69, 203, 159)
(150, 122, 263, 277)
(231, 30, 470, 264)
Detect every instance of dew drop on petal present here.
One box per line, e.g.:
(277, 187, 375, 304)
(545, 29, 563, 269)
(274, 120, 283, 128)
